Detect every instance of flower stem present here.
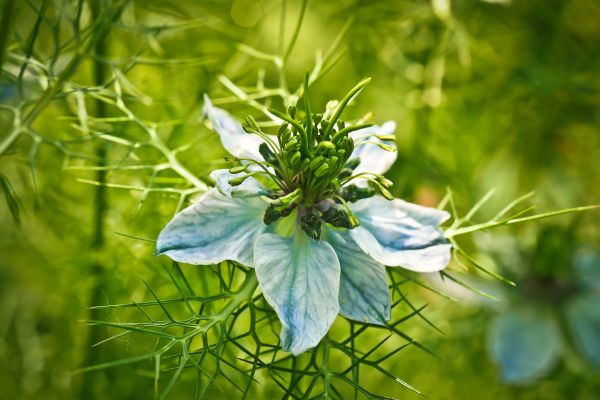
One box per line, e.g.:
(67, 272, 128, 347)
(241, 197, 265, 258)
(323, 77, 371, 137)
(445, 205, 599, 239)
(81, 2, 119, 396)
(183, 269, 258, 340)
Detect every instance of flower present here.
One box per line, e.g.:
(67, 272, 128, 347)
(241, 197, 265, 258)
(487, 229, 600, 384)
(446, 227, 600, 384)
(157, 83, 451, 355)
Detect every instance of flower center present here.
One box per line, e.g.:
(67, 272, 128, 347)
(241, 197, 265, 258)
(230, 76, 395, 239)
(265, 110, 359, 203)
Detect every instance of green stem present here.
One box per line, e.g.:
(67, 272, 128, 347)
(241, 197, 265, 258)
(151, 135, 208, 191)
(323, 77, 371, 137)
(0, 126, 21, 156)
(321, 336, 332, 396)
(0, 1, 125, 159)
(331, 123, 373, 143)
(303, 73, 313, 150)
(282, 0, 308, 63)
(0, 0, 16, 86)
(215, 271, 258, 322)
(22, 2, 125, 127)
(183, 270, 258, 340)
(268, 108, 310, 155)
(445, 205, 599, 239)
(82, 1, 118, 396)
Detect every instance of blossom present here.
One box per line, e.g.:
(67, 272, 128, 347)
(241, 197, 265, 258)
(485, 232, 600, 384)
(157, 83, 451, 355)
(437, 229, 600, 384)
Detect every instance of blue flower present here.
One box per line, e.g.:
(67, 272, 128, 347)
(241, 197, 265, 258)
(157, 95, 451, 355)
(425, 227, 600, 384)
(472, 230, 600, 384)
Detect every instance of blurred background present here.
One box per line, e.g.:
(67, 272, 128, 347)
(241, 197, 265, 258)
(1, 0, 599, 398)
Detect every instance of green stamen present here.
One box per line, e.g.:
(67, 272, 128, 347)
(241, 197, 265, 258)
(323, 77, 371, 137)
(236, 77, 396, 239)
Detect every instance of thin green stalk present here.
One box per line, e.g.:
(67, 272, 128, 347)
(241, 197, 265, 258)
(282, 0, 308, 63)
(278, 0, 286, 55)
(0, 127, 21, 157)
(0, 0, 17, 86)
(182, 269, 258, 341)
(81, 1, 117, 397)
(323, 77, 371, 137)
(17, 0, 50, 97)
(21, 1, 127, 127)
(303, 73, 313, 150)
(445, 205, 599, 239)
(321, 336, 332, 397)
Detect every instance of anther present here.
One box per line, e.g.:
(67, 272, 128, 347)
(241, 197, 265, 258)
(229, 165, 249, 174)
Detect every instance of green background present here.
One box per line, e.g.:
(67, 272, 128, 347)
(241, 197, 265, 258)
(1, 0, 599, 398)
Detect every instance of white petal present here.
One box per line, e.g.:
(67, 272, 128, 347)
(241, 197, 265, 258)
(327, 230, 390, 325)
(489, 307, 561, 384)
(349, 195, 451, 272)
(349, 121, 397, 177)
(203, 95, 265, 160)
(157, 189, 266, 266)
(209, 169, 268, 198)
(254, 232, 340, 355)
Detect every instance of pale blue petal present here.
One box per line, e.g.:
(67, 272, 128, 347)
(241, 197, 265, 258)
(349, 121, 397, 177)
(349, 195, 451, 272)
(566, 294, 600, 369)
(254, 232, 340, 355)
(203, 95, 265, 160)
(209, 169, 268, 198)
(489, 307, 561, 384)
(326, 229, 390, 325)
(574, 247, 600, 291)
(157, 189, 266, 267)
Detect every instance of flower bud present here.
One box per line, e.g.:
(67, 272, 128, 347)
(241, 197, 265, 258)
(289, 151, 302, 168)
(329, 156, 339, 169)
(322, 207, 354, 229)
(229, 165, 249, 174)
(339, 184, 376, 202)
(377, 135, 396, 141)
(377, 176, 393, 187)
(229, 175, 249, 186)
(259, 143, 278, 165)
(299, 158, 311, 172)
(284, 137, 299, 151)
(308, 155, 325, 170)
(315, 140, 336, 154)
(380, 187, 394, 200)
(277, 123, 289, 135)
(278, 124, 291, 144)
(288, 105, 297, 118)
(244, 115, 259, 131)
(344, 158, 360, 170)
(314, 163, 330, 178)
(374, 142, 395, 152)
(300, 213, 321, 240)
(263, 203, 293, 225)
